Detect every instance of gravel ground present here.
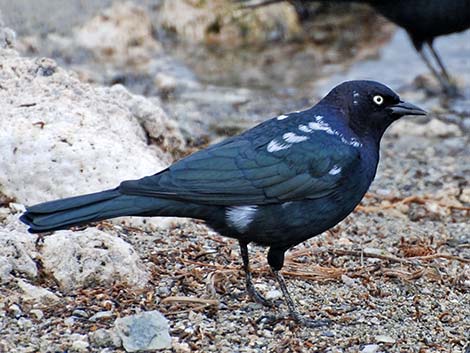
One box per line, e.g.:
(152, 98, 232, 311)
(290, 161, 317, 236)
(1, 121, 468, 352)
(0, 1, 469, 352)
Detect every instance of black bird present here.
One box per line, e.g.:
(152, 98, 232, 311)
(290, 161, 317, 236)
(243, 0, 470, 95)
(20, 80, 425, 327)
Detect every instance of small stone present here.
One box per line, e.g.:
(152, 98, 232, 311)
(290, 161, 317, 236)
(154, 73, 177, 96)
(17, 279, 60, 304)
(114, 310, 171, 352)
(375, 335, 396, 343)
(459, 187, 470, 204)
(29, 309, 44, 320)
(72, 309, 89, 318)
(322, 331, 335, 337)
(8, 203, 26, 213)
(361, 344, 380, 353)
(89, 328, 121, 348)
(8, 304, 22, 318)
(64, 317, 75, 326)
(70, 334, 89, 352)
(17, 317, 33, 329)
(89, 310, 114, 322)
(265, 289, 282, 300)
(363, 247, 385, 256)
(341, 274, 356, 287)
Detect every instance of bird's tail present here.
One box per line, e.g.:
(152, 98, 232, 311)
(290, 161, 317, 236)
(20, 188, 164, 233)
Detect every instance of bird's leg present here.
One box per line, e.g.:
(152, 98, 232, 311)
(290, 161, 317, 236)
(426, 41, 451, 82)
(418, 43, 458, 96)
(272, 270, 330, 328)
(268, 248, 330, 328)
(418, 47, 449, 89)
(239, 241, 272, 307)
(426, 41, 460, 97)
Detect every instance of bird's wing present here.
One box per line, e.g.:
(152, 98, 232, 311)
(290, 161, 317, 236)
(119, 130, 360, 206)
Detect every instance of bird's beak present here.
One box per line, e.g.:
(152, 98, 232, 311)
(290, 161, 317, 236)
(388, 101, 427, 116)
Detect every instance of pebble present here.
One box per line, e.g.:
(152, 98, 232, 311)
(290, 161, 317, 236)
(375, 335, 396, 343)
(322, 331, 335, 337)
(70, 334, 89, 352)
(72, 309, 88, 318)
(341, 274, 357, 287)
(63, 317, 75, 326)
(114, 310, 171, 351)
(8, 304, 22, 318)
(17, 317, 32, 329)
(361, 344, 380, 353)
(265, 289, 282, 300)
(89, 310, 114, 321)
(89, 328, 121, 348)
(29, 309, 44, 320)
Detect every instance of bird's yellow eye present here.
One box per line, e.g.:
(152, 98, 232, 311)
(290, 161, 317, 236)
(373, 95, 384, 105)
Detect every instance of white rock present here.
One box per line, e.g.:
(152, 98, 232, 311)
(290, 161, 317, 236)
(89, 310, 114, 322)
(64, 317, 76, 326)
(459, 187, 470, 203)
(16, 279, 60, 304)
(17, 317, 33, 329)
(158, 0, 300, 46)
(114, 311, 171, 352)
(69, 334, 89, 352)
(40, 228, 149, 292)
(75, 2, 161, 68)
(0, 257, 13, 283)
(89, 328, 122, 348)
(341, 274, 357, 287)
(0, 49, 184, 230)
(0, 27, 16, 49)
(0, 225, 38, 281)
(375, 335, 396, 343)
(265, 289, 282, 300)
(8, 303, 22, 318)
(361, 344, 380, 353)
(29, 309, 44, 320)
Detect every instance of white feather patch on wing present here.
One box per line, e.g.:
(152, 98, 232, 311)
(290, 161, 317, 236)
(283, 132, 308, 143)
(267, 139, 291, 152)
(328, 165, 342, 175)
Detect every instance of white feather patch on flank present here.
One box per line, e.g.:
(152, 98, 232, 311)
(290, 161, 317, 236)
(328, 165, 342, 175)
(277, 114, 288, 120)
(283, 132, 308, 143)
(267, 139, 291, 152)
(226, 205, 258, 233)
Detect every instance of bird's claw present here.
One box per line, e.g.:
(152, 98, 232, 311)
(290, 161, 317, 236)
(293, 316, 332, 328)
(247, 284, 274, 307)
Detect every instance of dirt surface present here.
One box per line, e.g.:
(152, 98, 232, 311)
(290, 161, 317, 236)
(0, 1, 469, 352)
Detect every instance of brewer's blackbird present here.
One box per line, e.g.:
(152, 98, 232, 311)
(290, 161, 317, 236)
(244, 0, 470, 95)
(20, 80, 425, 327)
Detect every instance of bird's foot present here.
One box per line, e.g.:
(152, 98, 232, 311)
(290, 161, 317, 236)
(246, 283, 274, 307)
(256, 312, 331, 328)
(289, 312, 331, 328)
(442, 83, 461, 99)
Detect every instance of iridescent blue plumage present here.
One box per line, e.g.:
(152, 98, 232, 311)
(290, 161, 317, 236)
(20, 80, 426, 326)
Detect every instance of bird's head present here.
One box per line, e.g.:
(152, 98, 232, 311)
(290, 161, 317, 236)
(323, 80, 426, 139)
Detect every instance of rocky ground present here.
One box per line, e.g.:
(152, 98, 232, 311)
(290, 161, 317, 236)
(0, 1, 469, 352)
